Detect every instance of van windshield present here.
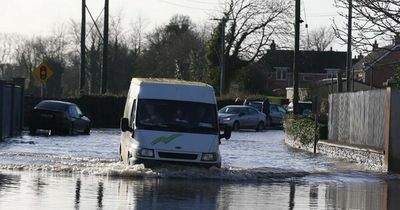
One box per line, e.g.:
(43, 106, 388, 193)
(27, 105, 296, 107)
(136, 99, 218, 134)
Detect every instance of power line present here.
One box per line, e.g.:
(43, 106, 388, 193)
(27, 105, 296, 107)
(174, 0, 222, 5)
(308, 13, 339, 17)
(158, 0, 218, 12)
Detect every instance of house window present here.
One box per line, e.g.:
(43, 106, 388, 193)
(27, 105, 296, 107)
(276, 68, 287, 81)
(303, 76, 313, 81)
(327, 72, 337, 79)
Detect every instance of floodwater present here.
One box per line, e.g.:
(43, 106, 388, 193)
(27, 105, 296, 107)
(0, 129, 399, 210)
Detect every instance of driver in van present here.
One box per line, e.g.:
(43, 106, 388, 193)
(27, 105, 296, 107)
(142, 104, 161, 123)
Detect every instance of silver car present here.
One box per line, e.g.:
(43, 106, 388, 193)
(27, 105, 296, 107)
(218, 105, 266, 131)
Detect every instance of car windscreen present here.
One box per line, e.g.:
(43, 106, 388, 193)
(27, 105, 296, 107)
(218, 106, 242, 114)
(136, 99, 218, 134)
(36, 101, 69, 112)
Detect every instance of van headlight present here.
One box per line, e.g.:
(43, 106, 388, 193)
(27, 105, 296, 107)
(137, 148, 154, 157)
(201, 153, 218, 161)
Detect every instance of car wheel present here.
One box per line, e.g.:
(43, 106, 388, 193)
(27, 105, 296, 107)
(233, 121, 240, 131)
(84, 125, 90, 135)
(68, 123, 74, 135)
(265, 117, 272, 127)
(256, 121, 264, 131)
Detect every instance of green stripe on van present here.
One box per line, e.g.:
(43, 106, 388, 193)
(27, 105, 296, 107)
(151, 134, 182, 145)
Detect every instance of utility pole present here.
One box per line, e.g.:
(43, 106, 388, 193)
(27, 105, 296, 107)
(293, 0, 301, 115)
(211, 17, 230, 96)
(80, 0, 86, 94)
(101, 0, 109, 94)
(346, 0, 352, 92)
(220, 18, 227, 96)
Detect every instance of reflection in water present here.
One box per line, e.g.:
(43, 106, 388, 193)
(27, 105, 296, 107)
(133, 179, 220, 210)
(289, 182, 295, 210)
(325, 181, 385, 210)
(34, 176, 47, 196)
(75, 178, 81, 210)
(0, 173, 21, 191)
(309, 185, 319, 210)
(97, 182, 104, 209)
(0, 171, 399, 209)
(387, 180, 400, 210)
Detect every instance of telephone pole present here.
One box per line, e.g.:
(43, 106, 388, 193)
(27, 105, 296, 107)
(211, 17, 230, 96)
(101, 0, 109, 94)
(220, 18, 227, 96)
(80, 0, 86, 94)
(293, 0, 301, 115)
(346, 0, 353, 92)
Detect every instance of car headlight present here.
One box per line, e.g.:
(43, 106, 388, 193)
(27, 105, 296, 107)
(201, 153, 218, 161)
(222, 117, 231, 121)
(137, 148, 154, 157)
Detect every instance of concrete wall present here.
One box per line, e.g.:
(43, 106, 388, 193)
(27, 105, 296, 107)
(285, 134, 385, 172)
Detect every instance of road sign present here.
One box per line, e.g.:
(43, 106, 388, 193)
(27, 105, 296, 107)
(33, 63, 54, 83)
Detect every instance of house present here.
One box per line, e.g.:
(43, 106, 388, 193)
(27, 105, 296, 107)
(260, 41, 348, 93)
(353, 38, 400, 88)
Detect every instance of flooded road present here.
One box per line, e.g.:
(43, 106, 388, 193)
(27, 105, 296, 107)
(0, 129, 400, 209)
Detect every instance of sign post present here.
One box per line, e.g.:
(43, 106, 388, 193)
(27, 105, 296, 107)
(33, 63, 54, 98)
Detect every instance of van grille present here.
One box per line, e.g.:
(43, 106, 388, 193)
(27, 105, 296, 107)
(158, 152, 198, 160)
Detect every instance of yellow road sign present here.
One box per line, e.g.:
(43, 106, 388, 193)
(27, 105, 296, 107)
(33, 63, 54, 83)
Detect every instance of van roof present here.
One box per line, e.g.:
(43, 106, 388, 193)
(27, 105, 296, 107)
(132, 78, 209, 87)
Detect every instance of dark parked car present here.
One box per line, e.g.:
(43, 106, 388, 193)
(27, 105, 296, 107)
(29, 100, 91, 135)
(248, 101, 287, 126)
(287, 101, 312, 115)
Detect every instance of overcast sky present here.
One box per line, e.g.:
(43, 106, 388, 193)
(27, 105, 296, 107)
(0, 0, 345, 49)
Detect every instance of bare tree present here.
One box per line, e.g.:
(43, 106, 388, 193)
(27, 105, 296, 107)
(0, 33, 20, 79)
(129, 15, 149, 55)
(207, 0, 293, 91)
(334, 0, 400, 52)
(224, 0, 294, 62)
(301, 26, 336, 51)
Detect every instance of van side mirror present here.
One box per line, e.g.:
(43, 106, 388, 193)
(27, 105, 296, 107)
(120, 118, 133, 132)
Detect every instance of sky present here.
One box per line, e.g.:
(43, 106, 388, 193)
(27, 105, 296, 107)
(0, 0, 345, 49)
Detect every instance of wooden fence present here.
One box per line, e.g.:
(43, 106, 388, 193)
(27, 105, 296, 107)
(328, 89, 387, 149)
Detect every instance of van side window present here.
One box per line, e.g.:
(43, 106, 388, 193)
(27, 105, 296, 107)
(130, 99, 136, 127)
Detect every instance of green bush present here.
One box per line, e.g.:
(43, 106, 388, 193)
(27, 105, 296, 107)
(283, 114, 319, 145)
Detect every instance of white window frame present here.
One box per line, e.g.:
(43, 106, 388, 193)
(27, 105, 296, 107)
(275, 67, 288, 81)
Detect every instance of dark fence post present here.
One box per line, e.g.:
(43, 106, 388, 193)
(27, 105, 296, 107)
(9, 82, 15, 137)
(0, 81, 3, 140)
(13, 78, 25, 131)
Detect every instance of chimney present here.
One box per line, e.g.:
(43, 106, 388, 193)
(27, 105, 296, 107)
(372, 40, 379, 51)
(270, 40, 276, 51)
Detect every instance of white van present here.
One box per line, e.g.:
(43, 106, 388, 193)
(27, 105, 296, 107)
(120, 78, 231, 168)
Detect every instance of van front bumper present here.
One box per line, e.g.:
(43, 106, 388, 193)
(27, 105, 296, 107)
(134, 158, 221, 168)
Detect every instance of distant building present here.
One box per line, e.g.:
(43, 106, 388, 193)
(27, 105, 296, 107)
(259, 42, 349, 93)
(353, 38, 400, 88)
